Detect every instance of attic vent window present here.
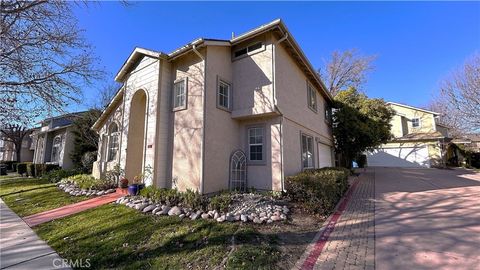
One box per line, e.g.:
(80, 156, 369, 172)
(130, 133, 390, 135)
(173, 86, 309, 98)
(234, 42, 264, 58)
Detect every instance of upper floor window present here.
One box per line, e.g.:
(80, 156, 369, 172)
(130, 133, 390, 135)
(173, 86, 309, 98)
(248, 126, 264, 162)
(234, 42, 264, 59)
(173, 78, 187, 110)
(51, 135, 62, 163)
(108, 123, 119, 162)
(307, 83, 317, 112)
(412, 118, 420, 128)
(325, 103, 332, 124)
(217, 79, 231, 110)
(301, 134, 314, 169)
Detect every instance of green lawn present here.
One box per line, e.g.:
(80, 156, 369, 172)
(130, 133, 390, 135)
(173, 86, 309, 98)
(0, 177, 88, 217)
(35, 204, 280, 270)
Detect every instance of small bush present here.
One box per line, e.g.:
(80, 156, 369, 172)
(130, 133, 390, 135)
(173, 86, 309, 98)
(139, 186, 183, 206)
(182, 189, 206, 210)
(16, 163, 27, 176)
(26, 162, 35, 177)
(42, 169, 78, 183)
(286, 168, 349, 216)
(208, 193, 232, 212)
(63, 174, 115, 190)
(0, 161, 16, 171)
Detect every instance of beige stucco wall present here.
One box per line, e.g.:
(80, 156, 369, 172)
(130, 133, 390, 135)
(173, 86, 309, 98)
(275, 41, 333, 177)
(389, 104, 437, 138)
(231, 33, 275, 118)
(203, 46, 241, 193)
(170, 50, 205, 192)
(119, 56, 160, 184)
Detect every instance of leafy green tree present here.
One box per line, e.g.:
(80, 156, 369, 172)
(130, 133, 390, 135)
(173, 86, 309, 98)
(333, 88, 394, 168)
(70, 109, 101, 171)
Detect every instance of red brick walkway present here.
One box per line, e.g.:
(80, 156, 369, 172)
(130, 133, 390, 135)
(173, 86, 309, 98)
(295, 170, 375, 270)
(23, 192, 124, 227)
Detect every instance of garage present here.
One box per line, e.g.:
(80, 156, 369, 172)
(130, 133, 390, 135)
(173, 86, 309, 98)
(366, 146, 431, 168)
(317, 143, 333, 168)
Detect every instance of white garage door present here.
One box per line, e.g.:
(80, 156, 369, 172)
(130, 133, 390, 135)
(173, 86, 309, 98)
(318, 143, 333, 168)
(366, 146, 430, 168)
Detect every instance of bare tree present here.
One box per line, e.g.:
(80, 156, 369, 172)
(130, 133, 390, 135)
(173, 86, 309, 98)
(428, 53, 480, 135)
(91, 82, 122, 110)
(0, 124, 29, 162)
(0, 0, 103, 123)
(318, 49, 376, 96)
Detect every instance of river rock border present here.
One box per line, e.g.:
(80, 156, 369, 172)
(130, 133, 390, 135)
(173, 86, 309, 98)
(115, 194, 290, 224)
(57, 182, 116, 197)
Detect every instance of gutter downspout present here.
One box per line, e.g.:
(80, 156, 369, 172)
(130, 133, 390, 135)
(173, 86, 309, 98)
(192, 44, 206, 194)
(272, 32, 288, 192)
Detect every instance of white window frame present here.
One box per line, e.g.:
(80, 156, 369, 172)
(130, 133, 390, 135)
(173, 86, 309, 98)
(107, 123, 119, 162)
(301, 133, 315, 169)
(233, 42, 265, 60)
(217, 78, 232, 111)
(307, 82, 317, 112)
(51, 135, 62, 163)
(412, 118, 420, 128)
(172, 78, 188, 111)
(247, 125, 265, 164)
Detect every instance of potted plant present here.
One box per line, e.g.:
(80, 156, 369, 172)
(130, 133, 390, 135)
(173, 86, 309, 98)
(128, 174, 143, 195)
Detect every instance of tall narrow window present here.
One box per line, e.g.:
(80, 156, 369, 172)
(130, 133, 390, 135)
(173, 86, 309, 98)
(51, 135, 62, 163)
(108, 123, 119, 162)
(217, 80, 231, 110)
(307, 84, 317, 112)
(173, 78, 187, 110)
(248, 127, 264, 162)
(301, 134, 314, 169)
(324, 103, 332, 124)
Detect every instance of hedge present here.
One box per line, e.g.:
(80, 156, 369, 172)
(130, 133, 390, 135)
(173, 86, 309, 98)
(0, 161, 17, 171)
(285, 167, 350, 216)
(16, 163, 27, 176)
(26, 162, 35, 177)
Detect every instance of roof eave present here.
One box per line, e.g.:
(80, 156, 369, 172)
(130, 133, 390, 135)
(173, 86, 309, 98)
(115, 47, 167, 82)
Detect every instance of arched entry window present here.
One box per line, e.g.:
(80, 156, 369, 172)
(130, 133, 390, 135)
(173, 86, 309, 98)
(107, 123, 119, 161)
(230, 150, 247, 191)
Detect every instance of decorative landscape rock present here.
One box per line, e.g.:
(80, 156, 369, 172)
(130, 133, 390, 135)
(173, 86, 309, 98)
(114, 192, 290, 225)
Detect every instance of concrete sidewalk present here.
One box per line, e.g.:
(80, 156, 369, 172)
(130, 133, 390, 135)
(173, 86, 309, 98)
(0, 199, 71, 270)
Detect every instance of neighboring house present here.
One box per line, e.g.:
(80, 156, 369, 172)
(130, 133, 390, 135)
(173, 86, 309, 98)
(452, 134, 480, 153)
(366, 102, 450, 168)
(31, 113, 83, 169)
(0, 130, 35, 162)
(92, 19, 334, 194)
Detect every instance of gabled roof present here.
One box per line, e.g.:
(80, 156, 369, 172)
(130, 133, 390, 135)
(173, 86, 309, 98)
(113, 19, 332, 102)
(387, 102, 440, 116)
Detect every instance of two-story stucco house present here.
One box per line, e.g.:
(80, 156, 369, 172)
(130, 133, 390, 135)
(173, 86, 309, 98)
(366, 102, 450, 168)
(31, 113, 82, 169)
(91, 19, 334, 194)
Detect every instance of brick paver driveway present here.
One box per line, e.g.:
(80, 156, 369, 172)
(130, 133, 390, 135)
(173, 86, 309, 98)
(296, 167, 480, 270)
(375, 167, 480, 270)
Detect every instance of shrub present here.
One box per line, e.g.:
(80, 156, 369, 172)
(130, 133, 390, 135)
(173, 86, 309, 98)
(208, 193, 232, 212)
(42, 169, 78, 183)
(285, 168, 349, 216)
(64, 174, 115, 190)
(0, 161, 16, 171)
(357, 154, 367, 168)
(12, 162, 17, 172)
(16, 163, 27, 176)
(182, 189, 206, 210)
(80, 151, 97, 173)
(139, 186, 183, 206)
(26, 162, 35, 177)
